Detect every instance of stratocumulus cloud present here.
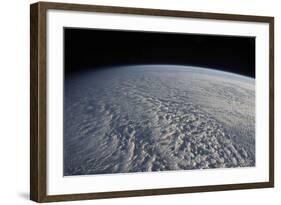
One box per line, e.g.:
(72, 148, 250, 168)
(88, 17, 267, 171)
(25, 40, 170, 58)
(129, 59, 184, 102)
(64, 65, 255, 176)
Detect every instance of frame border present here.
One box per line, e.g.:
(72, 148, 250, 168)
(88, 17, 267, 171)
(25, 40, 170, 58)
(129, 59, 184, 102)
(30, 1, 274, 202)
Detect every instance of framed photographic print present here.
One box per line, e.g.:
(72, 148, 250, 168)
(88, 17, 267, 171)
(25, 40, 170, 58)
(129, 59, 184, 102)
(30, 1, 274, 202)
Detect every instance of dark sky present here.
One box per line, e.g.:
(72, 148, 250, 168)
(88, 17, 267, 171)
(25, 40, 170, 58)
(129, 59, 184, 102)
(64, 28, 255, 78)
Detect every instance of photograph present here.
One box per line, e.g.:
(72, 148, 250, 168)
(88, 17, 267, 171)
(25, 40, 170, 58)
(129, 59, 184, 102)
(63, 28, 256, 176)
(30, 2, 274, 202)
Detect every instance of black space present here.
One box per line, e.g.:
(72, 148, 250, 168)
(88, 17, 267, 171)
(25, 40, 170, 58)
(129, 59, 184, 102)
(64, 28, 255, 78)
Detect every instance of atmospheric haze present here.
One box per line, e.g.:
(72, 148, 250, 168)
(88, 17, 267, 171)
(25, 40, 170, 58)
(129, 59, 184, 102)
(64, 65, 255, 176)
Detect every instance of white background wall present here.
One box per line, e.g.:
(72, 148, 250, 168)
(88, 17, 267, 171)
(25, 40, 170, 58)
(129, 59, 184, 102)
(0, 0, 279, 204)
